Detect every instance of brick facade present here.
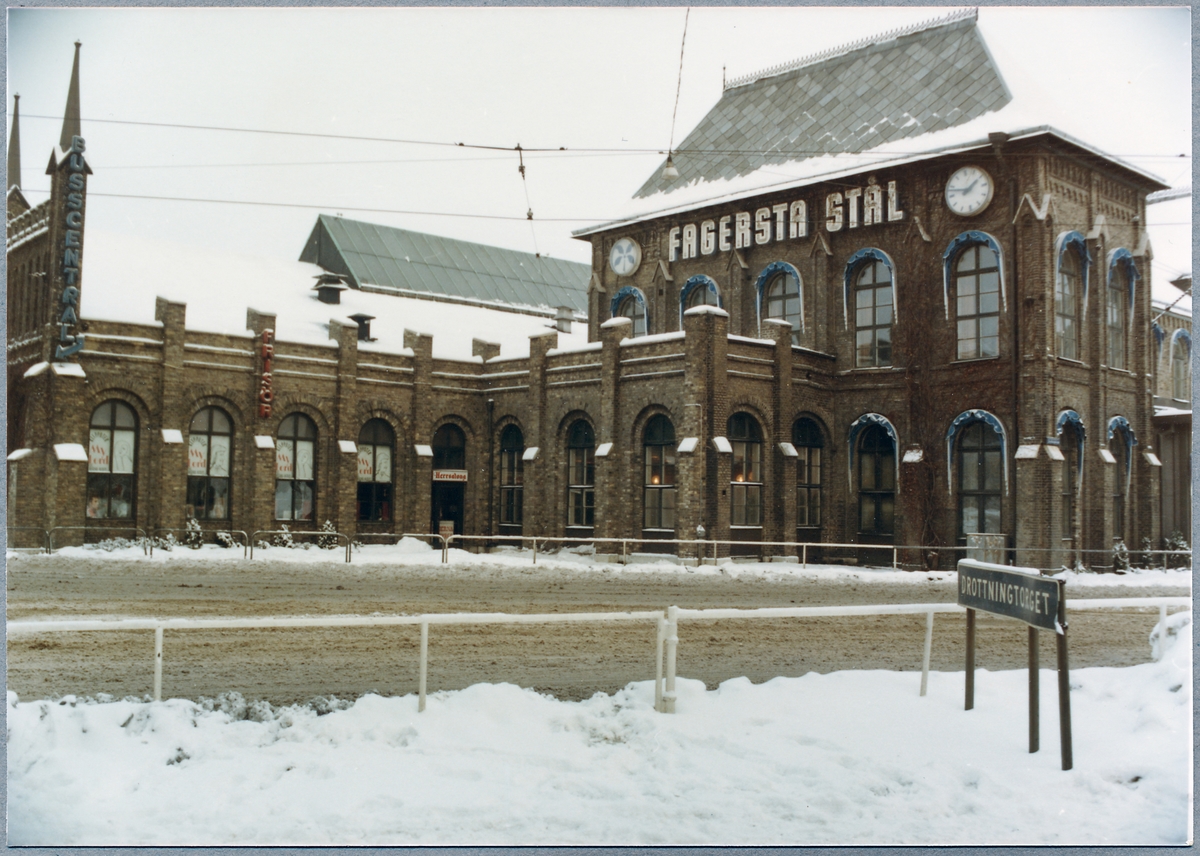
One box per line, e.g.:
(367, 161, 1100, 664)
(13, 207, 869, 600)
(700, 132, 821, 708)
(6, 131, 1184, 568)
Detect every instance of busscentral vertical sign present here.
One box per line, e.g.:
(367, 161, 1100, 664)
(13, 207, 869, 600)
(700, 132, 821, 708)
(55, 136, 88, 360)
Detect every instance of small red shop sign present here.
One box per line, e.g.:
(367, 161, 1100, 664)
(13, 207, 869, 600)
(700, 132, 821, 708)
(258, 330, 274, 418)
(432, 469, 468, 482)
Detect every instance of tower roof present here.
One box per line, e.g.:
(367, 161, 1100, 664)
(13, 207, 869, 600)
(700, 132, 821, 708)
(8, 94, 21, 191)
(59, 41, 82, 151)
(634, 8, 1010, 199)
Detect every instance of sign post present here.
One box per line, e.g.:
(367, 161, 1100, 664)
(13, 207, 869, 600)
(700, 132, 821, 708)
(957, 558, 1072, 770)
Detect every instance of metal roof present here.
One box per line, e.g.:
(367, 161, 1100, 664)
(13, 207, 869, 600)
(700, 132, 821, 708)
(634, 8, 1010, 199)
(300, 215, 589, 313)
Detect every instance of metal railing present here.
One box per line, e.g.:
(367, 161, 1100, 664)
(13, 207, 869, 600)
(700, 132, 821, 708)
(9, 596, 1188, 711)
(147, 528, 249, 559)
(6, 526, 50, 553)
(47, 526, 148, 555)
(249, 529, 353, 563)
(350, 532, 450, 563)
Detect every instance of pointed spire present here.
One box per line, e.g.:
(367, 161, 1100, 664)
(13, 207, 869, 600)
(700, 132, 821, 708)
(59, 41, 82, 152)
(8, 94, 21, 190)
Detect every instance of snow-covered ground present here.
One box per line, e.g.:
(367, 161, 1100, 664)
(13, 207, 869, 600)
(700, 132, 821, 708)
(7, 611, 1191, 845)
(12, 537, 1193, 589)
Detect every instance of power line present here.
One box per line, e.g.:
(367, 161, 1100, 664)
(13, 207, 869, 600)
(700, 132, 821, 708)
(16, 186, 1191, 228)
(19, 112, 1191, 161)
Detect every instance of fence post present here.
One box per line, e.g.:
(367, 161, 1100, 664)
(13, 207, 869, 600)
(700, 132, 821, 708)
(919, 611, 934, 696)
(442, 536, 448, 564)
(533, 539, 537, 565)
(664, 605, 679, 714)
(802, 543, 807, 570)
(418, 621, 429, 712)
(153, 625, 164, 702)
(655, 616, 665, 713)
(892, 546, 898, 570)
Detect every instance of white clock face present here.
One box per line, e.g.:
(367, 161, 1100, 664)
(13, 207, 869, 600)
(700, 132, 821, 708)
(609, 237, 641, 277)
(945, 166, 994, 216)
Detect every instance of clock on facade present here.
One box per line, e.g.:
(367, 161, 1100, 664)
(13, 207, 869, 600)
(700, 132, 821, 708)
(944, 166, 994, 216)
(608, 237, 642, 277)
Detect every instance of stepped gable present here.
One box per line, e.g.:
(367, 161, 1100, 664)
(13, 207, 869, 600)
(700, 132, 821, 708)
(300, 214, 590, 314)
(635, 8, 1010, 199)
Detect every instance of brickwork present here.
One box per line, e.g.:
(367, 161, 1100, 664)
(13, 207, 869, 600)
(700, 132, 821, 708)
(7, 133, 1186, 567)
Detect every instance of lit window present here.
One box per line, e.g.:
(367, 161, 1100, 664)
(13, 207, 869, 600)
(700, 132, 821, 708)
(854, 259, 892, 367)
(357, 419, 394, 522)
(499, 425, 524, 530)
(566, 420, 595, 528)
(187, 407, 232, 520)
(275, 413, 316, 521)
(87, 400, 137, 520)
(764, 271, 802, 344)
(1056, 249, 1082, 360)
(957, 422, 1002, 538)
(643, 415, 676, 531)
(793, 417, 823, 528)
(729, 413, 762, 527)
(955, 245, 1000, 359)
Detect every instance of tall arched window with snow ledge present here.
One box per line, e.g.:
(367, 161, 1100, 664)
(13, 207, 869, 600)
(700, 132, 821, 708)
(87, 400, 138, 521)
(188, 406, 232, 520)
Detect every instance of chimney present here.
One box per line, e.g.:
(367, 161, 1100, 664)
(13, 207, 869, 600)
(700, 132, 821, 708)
(348, 313, 375, 341)
(555, 306, 574, 334)
(312, 272, 348, 304)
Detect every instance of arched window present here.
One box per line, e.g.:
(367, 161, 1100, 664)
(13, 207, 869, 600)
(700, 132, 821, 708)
(615, 292, 647, 337)
(1109, 429, 1129, 542)
(729, 413, 762, 527)
(854, 259, 893, 367)
(1060, 422, 1081, 546)
(763, 270, 802, 344)
(357, 419, 394, 522)
(957, 421, 1002, 538)
(955, 244, 1000, 359)
(187, 407, 231, 520)
(566, 420, 595, 529)
(1172, 334, 1190, 400)
(275, 413, 316, 521)
(432, 424, 466, 470)
(1056, 247, 1083, 360)
(857, 424, 895, 536)
(643, 415, 676, 532)
(87, 400, 137, 520)
(793, 417, 823, 530)
(684, 280, 720, 310)
(1107, 264, 1128, 369)
(499, 424, 524, 532)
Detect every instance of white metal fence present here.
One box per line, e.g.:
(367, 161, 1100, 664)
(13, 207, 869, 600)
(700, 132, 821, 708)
(9, 597, 1188, 711)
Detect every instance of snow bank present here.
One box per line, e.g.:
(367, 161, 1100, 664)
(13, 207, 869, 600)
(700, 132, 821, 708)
(8, 619, 1190, 845)
(14, 542, 1191, 589)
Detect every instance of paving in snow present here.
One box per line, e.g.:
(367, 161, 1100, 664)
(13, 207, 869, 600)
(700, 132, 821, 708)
(6, 543, 1192, 844)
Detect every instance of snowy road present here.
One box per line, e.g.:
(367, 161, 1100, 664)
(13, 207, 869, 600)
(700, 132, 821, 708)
(6, 550, 1187, 704)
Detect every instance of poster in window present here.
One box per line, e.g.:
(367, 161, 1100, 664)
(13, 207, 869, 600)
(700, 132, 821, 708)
(209, 435, 230, 478)
(188, 434, 208, 476)
(88, 429, 111, 472)
(374, 446, 391, 483)
(357, 446, 373, 482)
(276, 439, 294, 478)
(295, 440, 314, 481)
(111, 430, 136, 474)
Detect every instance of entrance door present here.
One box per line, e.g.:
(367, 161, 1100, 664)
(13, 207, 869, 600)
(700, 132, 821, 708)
(431, 482, 464, 536)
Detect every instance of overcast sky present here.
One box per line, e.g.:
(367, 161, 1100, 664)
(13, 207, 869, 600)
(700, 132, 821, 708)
(6, 6, 1192, 267)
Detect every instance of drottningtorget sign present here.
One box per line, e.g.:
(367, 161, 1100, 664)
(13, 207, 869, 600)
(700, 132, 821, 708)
(956, 558, 1073, 771)
(957, 560, 1062, 633)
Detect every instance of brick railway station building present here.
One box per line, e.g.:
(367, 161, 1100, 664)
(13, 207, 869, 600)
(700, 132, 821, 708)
(7, 13, 1192, 567)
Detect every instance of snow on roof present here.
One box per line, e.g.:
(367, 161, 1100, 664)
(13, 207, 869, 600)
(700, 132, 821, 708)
(575, 10, 1168, 237)
(79, 229, 589, 362)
